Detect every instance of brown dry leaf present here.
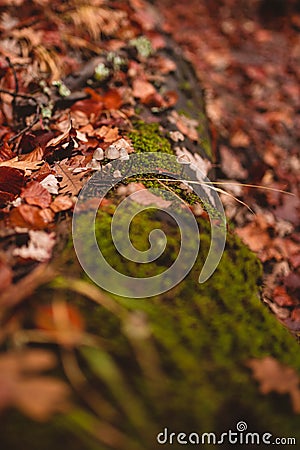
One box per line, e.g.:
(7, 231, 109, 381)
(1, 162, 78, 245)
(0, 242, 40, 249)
(0, 349, 71, 421)
(94, 126, 120, 143)
(21, 181, 52, 208)
(175, 146, 212, 177)
(50, 195, 74, 213)
(169, 111, 199, 142)
(247, 357, 300, 414)
(236, 221, 271, 253)
(55, 161, 87, 196)
(153, 56, 176, 74)
(132, 79, 156, 101)
(10, 204, 54, 230)
(0, 157, 44, 174)
(219, 145, 248, 180)
(230, 130, 250, 148)
(21, 146, 44, 162)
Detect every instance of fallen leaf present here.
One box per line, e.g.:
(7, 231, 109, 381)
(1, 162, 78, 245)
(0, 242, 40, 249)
(132, 79, 156, 101)
(40, 174, 60, 195)
(0, 349, 70, 421)
(175, 146, 212, 177)
(94, 125, 119, 143)
(219, 145, 248, 180)
(21, 181, 52, 208)
(164, 90, 178, 108)
(230, 130, 250, 148)
(236, 221, 271, 254)
(0, 157, 44, 174)
(103, 89, 122, 109)
(272, 286, 296, 307)
(21, 146, 44, 162)
(0, 166, 25, 196)
(50, 195, 74, 213)
(55, 161, 87, 196)
(169, 111, 199, 142)
(247, 357, 300, 414)
(274, 195, 300, 226)
(10, 204, 54, 229)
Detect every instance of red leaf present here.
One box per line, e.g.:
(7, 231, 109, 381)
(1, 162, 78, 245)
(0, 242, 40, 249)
(0, 166, 25, 196)
(0, 190, 14, 207)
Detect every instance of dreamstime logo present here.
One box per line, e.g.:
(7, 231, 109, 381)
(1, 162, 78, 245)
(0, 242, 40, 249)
(72, 152, 226, 298)
(156, 421, 297, 446)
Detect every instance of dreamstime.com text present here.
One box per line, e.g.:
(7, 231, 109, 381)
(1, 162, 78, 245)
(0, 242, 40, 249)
(156, 422, 296, 446)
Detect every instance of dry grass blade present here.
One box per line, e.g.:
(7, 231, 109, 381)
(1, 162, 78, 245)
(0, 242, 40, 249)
(66, 5, 127, 40)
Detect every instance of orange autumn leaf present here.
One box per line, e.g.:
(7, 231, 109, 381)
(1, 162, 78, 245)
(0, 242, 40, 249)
(103, 89, 123, 109)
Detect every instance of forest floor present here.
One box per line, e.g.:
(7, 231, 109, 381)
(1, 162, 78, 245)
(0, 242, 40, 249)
(0, 0, 300, 440)
(160, 0, 300, 333)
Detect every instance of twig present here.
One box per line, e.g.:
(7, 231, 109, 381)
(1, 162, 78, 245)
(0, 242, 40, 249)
(5, 57, 19, 95)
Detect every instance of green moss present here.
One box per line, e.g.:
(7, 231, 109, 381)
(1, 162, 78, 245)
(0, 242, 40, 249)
(196, 112, 212, 159)
(49, 204, 300, 448)
(179, 80, 192, 93)
(128, 121, 173, 154)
